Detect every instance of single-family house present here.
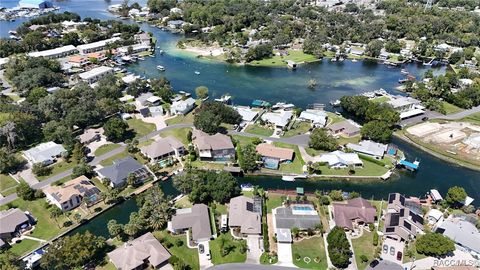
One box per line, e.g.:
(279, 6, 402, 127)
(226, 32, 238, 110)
(350, 47, 365, 56)
(256, 143, 294, 170)
(68, 55, 89, 67)
(135, 92, 155, 107)
(78, 66, 114, 84)
(28, 45, 78, 59)
(436, 217, 480, 257)
(383, 193, 424, 241)
(43, 175, 101, 211)
(298, 109, 327, 127)
(135, 33, 151, 46)
(328, 120, 360, 137)
(118, 44, 150, 55)
(87, 52, 107, 62)
(387, 96, 424, 120)
(192, 129, 235, 162)
(332, 197, 376, 230)
(234, 107, 258, 125)
(228, 196, 262, 236)
(108, 232, 171, 270)
(261, 110, 293, 130)
(0, 209, 34, 248)
(140, 136, 185, 163)
(170, 97, 196, 115)
(77, 37, 121, 54)
(272, 204, 321, 231)
(61, 20, 87, 32)
(78, 128, 103, 144)
(318, 150, 363, 169)
(96, 156, 151, 188)
(168, 204, 212, 242)
(346, 140, 388, 159)
(23, 141, 67, 166)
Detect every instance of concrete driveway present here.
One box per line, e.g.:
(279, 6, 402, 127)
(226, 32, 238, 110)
(246, 235, 262, 264)
(198, 240, 213, 270)
(381, 238, 404, 263)
(276, 243, 295, 267)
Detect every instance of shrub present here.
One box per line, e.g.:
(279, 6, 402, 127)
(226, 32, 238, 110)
(32, 163, 52, 176)
(34, 189, 45, 198)
(360, 255, 369, 262)
(175, 238, 183, 247)
(373, 231, 379, 246)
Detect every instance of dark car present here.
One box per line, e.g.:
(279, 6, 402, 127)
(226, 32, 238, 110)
(369, 259, 379, 268)
(198, 244, 205, 254)
(422, 116, 429, 121)
(397, 251, 403, 261)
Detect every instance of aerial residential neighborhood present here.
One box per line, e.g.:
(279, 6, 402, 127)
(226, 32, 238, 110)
(1, 0, 480, 270)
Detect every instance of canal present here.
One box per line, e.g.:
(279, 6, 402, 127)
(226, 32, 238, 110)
(1, 0, 479, 239)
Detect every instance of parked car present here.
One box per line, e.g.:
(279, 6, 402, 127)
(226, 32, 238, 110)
(422, 116, 429, 121)
(369, 259, 379, 268)
(390, 246, 395, 255)
(397, 251, 402, 261)
(383, 245, 388, 253)
(198, 244, 204, 254)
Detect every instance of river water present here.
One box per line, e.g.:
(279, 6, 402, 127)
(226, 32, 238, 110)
(1, 0, 479, 238)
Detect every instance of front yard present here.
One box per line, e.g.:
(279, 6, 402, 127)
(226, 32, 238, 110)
(94, 144, 121, 156)
(165, 111, 195, 126)
(351, 230, 377, 270)
(0, 174, 18, 196)
(291, 236, 328, 269)
(210, 233, 247, 265)
(37, 159, 78, 181)
(126, 118, 156, 138)
(153, 230, 200, 270)
(245, 124, 274, 137)
(160, 127, 192, 145)
(283, 122, 311, 138)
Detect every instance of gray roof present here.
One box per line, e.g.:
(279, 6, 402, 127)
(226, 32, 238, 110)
(273, 206, 321, 230)
(328, 120, 360, 134)
(346, 140, 388, 157)
(276, 228, 292, 243)
(437, 218, 480, 254)
(24, 141, 66, 164)
(136, 92, 154, 105)
(140, 136, 184, 159)
(108, 232, 171, 270)
(228, 196, 262, 234)
(97, 156, 148, 186)
(171, 204, 212, 241)
(0, 208, 30, 235)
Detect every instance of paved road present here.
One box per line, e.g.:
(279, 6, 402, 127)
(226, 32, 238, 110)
(434, 105, 480, 120)
(0, 123, 194, 206)
(208, 263, 304, 270)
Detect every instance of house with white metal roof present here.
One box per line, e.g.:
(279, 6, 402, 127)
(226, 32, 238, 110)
(78, 66, 114, 84)
(298, 109, 327, 127)
(23, 141, 67, 166)
(318, 150, 363, 168)
(346, 140, 388, 159)
(261, 110, 293, 130)
(77, 37, 121, 54)
(28, 45, 78, 59)
(170, 97, 196, 115)
(436, 217, 480, 257)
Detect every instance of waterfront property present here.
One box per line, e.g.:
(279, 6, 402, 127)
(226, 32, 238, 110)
(192, 129, 235, 162)
(96, 156, 151, 188)
(27, 45, 77, 59)
(78, 66, 114, 84)
(76, 37, 121, 54)
(108, 232, 171, 270)
(298, 109, 328, 127)
(435, 217, 480, 257)
(256, 143, 294, 170)
(328, 120, 361, 137)
(0, 208, 35, 248)
(170, 97, 196, 115)
(318, 150, 363, 169)
(23, 141, 67, 166)
(332, 197, 376, 231)
(234, 106, 259, 127)
(261, 110, 293, 130)
(426, 209, 443, 226)
(140, 136, 185, 163)
(346, 140, 388, 159)
(168, 204, 212, 243)
(383, 193, 424, 241)
(228, 195, 262, 236)
(43, 175, 101, 211)
(68, 55, 89, 67)
(272, 204, 321, 231)
(387, 96, 425, 120)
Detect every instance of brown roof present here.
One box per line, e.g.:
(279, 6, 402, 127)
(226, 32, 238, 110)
(108, 232, 171, 270)
(192, 129, 234, 151)
(328, 120, 360, 134)
(333, 198, 376, 230)
(68, 55, 88, 63)
(43, 175, 100, 204)
(87, 52, 105, 59)
(140, 136, 184, 159)
(79, 127, 103, 143)
(228, 196, 262, 234)
(170, 204, 212, 241)
(256, 143, 294, 160)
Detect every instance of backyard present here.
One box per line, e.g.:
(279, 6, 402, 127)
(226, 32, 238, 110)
(291, 236, 328, 269)
(265, 193, 285, 213)
(210, 233, 247, 265)
(272, 142, 305, 174)
(245, 124, 274, 137)
(153, 230, 200, 270)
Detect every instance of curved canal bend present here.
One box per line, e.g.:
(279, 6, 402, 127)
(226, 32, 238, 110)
(1, 0, 479, 239)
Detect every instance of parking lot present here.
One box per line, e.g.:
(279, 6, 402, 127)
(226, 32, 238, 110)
(381, 238, 404, 263)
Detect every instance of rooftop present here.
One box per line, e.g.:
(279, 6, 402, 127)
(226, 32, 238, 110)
(318, 150, 363, 167)
(28, 45, 77, 58)
(192, 129, 234, 151)
(333, 198, 376, 230)
(261, 110, 293, 128)
(437, 217, 480, 254)
(140, 136, 184, 159)
(43, 175, 100, 204)
(77, 37, 120, 51)
(228, 196, 262, 235)
(170, 204, 212, 241)
(96, 156, 148, 186)
(0, 208, 30, 235)
(24, 141, 66, 164)
(346, 140, 388, 157)
(79, 66, 113, 80)
(256, 143, 294, 160)
(328, 120, 360, 134)
(273, 205, 321, 230)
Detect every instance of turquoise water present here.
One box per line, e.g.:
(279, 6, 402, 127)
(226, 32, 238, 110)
(292, 205, 314, 211)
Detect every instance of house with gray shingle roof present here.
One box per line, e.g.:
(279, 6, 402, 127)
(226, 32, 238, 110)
(192, 129, 235, 162)
(140, 136, 185, 163)
(228, 196, 262, 236)
(272, 204, 321, 231)
(168, 204, 212, 243)
(96, 156, 151, 188)
(332, 197, 376, 230)
(0, 208, 34, 248)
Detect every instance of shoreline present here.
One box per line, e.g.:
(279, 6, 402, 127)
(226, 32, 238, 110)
(245, 170, 387, 181)
(393, 132, 480, 172)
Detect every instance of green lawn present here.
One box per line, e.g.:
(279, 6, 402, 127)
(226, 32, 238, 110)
(336, 135, 361, 146)
(90, 177, 110, 193)
(153, 230, 200, 270)
(266, 193, 284, 213)
(272, 142, 305, 174)
(461, 112, 480, 125)
(210, 233, 247, 265)
(175, 196, 193, 208)
(1, 174, 18, 192)
(37, 160, 78, 181)
(371, 96, 390, 104)
(291, 236, 328, 269)
(9, 239, 41, 257)
(94, 144, 121, 157)
(326, 112, 345, 126)
(249, 50, 318, 67)
(165, 111, 195, 126)
(442, 101, 463, 115)
(160, 127, 192, 145)
(313, 157, 389, 177)
(190, 160, 226, 170)
(99, 151, 129, 166)
(127, 118, 156, 138)
(245, 124, 273, 137)
(283, 122, 311, 138)
(351, 230, 377, 270)
(231, 135, 259, 147)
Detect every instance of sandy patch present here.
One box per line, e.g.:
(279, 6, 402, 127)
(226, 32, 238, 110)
(407, 122, 441, 137)
(183, 45, 224, 57)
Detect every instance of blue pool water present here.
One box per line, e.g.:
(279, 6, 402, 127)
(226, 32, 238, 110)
(293, 205, 314, 211)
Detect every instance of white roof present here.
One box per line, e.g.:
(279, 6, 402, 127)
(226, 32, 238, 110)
(318, 151, 363, 167)
(0, 57, 9, 66)
(464, 133, 480, 148)
(118, 44, 150, 53)
(24, 141, 66, 164)
(79, 66, 113, 80)
(121, 74, 138, 84)
(427, 209, 443, 221)
(77, 37, 120, 52)
(430, 189, 443, 201)
(235, 107, 258, 122)
(119, 95, 134, 102)
(147, 96, 161, 103)
(346, 140, 388, 157)
(261, 110, 293, 128)
(28, 45, 77, 58)
(299, 109, 327, 126)
(438, 218, 480, 254)
(400, 108, 425, 119)
(462, 196, 474, 206)
(171, 98, 195, 111)
(388, 96, 421, 108)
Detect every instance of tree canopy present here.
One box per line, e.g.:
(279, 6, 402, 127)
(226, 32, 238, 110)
(445, 186, 467, 207)
(327, 226, 352, 268)
(308, 128, 338, 151)
(194, 101, 242, 134)
(415, 232, 455, 257)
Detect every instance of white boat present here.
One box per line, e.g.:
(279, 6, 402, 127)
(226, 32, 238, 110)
(331, 58, 337, 62)
(159, 50, 164, 54)
(282, 175, 295, 182)
(157, 65, 165, 71)
(194, 71, 200, 75)
(401, 69, 409, 75)
(330, 100, 341, 107)
(352, 59, 358, 62)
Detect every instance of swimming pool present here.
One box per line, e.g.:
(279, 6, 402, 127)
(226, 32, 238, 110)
(293, 205, 314, 211)
(291, 204, 318, 215)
